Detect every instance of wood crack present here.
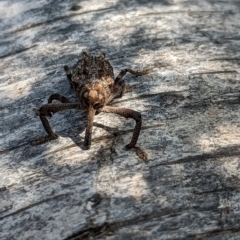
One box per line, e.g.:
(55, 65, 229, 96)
(189, 228, 240, 239)
(193, 187, 240, 195)
(65, 206, 219, 239)
(0, 142, 29, 155)
(141, 10, 222, 16)
(10, 8, 113, 34)
(0, 186, 7, 192)
(153, 145, 240, 166)
(190, 70, 237, 75)
(111, 91, 186, 105)
(209, 58, 240, 61)
(0, 193, 72, 221)
(0, 44, 38, 59)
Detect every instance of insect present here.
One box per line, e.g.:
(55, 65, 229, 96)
(32, 52, 150, 149)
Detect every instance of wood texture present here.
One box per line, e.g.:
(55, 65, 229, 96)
(1, 0, 240, 239)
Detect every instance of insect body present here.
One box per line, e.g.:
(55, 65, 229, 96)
(32, 52, 150, 149)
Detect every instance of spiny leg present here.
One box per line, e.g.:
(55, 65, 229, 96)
(118, 80, 126, 98)
(63, 65, 73, 88)
(106, 79, 126, 104)
(117, 81, 137, 98)
(98, 106, 142, 148)
(48, 93, 72, 104)
(109, 68, 151, 101)
(117, 83, 138, 97)
(32, 103, 80, 145)
(115, 68, 151, 84)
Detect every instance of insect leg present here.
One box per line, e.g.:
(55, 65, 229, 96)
(99, 106, 142, 148)
(48, 93, 72, 103)
(32, 103, 80, 145)
(63, 65, 73, 88)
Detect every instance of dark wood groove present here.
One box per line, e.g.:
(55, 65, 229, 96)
(152, 145, 240, 166)
(141, 10, 221, 16)
(10, 8, 114, 34)
(0, 44, 38, 59)
(190, 70, 237, 75)
(209, 58, 240, 61)
(0, 193, 72, 221)
(65, 206, 219, 240)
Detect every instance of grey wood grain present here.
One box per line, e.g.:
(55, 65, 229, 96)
(1, 0, 240, 239)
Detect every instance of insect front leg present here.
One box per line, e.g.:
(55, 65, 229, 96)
(84, 106, 96, 149)
(106, 78, 126, 104)
(112, 68, 151, 99)
(63, 65, 73, 88)
(32, 103, 80, 145)
(48, 93, 72, 103)
(115, 68, 151, 83)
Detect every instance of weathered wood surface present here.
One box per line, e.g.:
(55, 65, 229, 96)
(1, 0, 240, 239)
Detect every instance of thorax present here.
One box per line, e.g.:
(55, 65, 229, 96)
(72, 54, 115, 105)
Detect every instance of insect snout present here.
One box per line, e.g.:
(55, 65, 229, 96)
(83, 85, 104, 109)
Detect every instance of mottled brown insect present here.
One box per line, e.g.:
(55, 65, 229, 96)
(32, 52, 150, 149)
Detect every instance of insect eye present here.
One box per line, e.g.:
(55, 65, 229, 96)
(93, 103, 101, 108)
(84, 99, 89, 106)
